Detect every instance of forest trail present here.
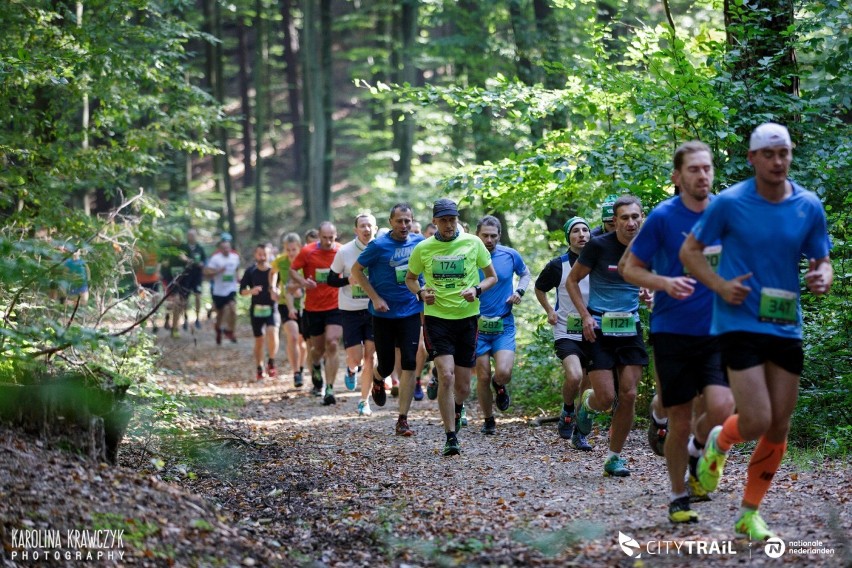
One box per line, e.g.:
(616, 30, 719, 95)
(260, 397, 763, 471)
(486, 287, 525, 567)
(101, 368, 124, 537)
(2, 319, 849, 566)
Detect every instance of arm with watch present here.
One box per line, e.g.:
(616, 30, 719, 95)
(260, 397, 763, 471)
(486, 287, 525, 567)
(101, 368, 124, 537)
(460, 263, 497, 303)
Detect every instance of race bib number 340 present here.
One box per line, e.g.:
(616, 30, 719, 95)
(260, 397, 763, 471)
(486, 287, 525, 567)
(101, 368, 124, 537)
(758, 288, 797, 324)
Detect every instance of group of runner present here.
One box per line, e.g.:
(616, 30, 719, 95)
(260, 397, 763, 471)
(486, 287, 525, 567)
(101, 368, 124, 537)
(138, 123, 832, 541)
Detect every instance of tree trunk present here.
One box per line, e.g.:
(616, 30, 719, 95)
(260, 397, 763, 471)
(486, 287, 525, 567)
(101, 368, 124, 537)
(320, 0, 334, 218)
(508, 0, 543, 140)
(370, 2, 391, 133)
(302, 0, 330, 225)
(533, 0, 567, 132)
(280, 0, 306, 187)
(393, 0, 418, 187)
(237, 20, 253, 186)
(253, 0, 265, 238)
(214, 0, 237, 242)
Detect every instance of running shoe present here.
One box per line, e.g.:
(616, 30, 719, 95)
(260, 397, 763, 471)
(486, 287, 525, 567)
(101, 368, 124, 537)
(571, 430, 592, 452)
(371, 379, 387, 407)
(413, 380, 424, 401)
(391, 378, 400, 398)
(426, 375, 439, 400)
(194, 319, 201, 330)
(293, 371, 303, 388)
(455, 406, 468, 432)
(557, 411, 575, 440)
(697, 425, 727, 492)
(357, 400, 372, 417)
(687, 473, 711, 502)
(267, 365, 277, 378)
(395, 417, 414, 437)
(494, 381, 510, 412)
(648, 401, 667, 457)
(225, 330, 237, 343)
(576, 389, 595, 436)
(215, 328, 222, 345)
(734, 510, 777, 541)
(603, 455, 630, 477)
(344, 368, 356, 391)
(322, 387, 336, 406)
(256, 368, 264, 381)
(311, 367, 323, 396)
(668, 496, 699, 523)
(442, 437, 461, 456)
(481, 416, 496, 435)
(182, 320, 189, 331)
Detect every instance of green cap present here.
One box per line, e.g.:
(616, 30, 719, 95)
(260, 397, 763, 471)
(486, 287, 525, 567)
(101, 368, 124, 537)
(563, 217, 590, 242)
(601, 194, 618, 222)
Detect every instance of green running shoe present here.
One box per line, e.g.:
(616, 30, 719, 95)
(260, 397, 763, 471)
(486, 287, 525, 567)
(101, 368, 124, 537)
(576, 389, 594, 435)
(426, 369, 439, 400)
(735, 510, 777, 541)
(442, 437, 461, 456)
(668, 496, 699, 523)
(455, 406, 468, 432)
(697, 425, 727, 492)
(603, 455, 630, 477)
(687, 473, 711, 503)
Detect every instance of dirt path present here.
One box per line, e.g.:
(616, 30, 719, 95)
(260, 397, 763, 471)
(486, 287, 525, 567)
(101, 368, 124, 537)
(1, 321, 849, 567)
(150, 322, 850, 567)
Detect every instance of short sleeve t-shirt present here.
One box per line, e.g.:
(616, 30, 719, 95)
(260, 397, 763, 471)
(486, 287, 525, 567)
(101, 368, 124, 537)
(408, 233, 492, 320)
(271, 254, 301, 309)
(208, 251, 241, 296)
(291, 242, 341, 312)
(535, 251, 589, 341)
(357, 232, 424, 319)
(330, 239, 370, 312)
(630, 195, 718, 336)
(692, 178, 830, 339)
(239, 265, 275, 315)
(577, 232, 639, 316)
(478, 245, 527, 321)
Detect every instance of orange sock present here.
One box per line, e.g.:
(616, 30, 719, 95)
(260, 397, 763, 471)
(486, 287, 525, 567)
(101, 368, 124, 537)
(743, 436, 787, 509)
(716, 415, 745, 453)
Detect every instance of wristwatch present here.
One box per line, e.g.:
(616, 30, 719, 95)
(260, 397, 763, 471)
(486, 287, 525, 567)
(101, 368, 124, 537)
(474, 285, 482, 297)
(416, 289, 424, 300)
(516, 288, 526, 297)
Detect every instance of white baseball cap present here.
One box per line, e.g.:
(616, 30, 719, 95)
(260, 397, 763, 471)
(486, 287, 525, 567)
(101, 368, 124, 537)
(749, 123, 792, 151)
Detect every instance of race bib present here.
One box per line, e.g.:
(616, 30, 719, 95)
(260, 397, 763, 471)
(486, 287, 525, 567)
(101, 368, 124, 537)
(222, 274, 234, 282)
(432, 255, 464, 280)
(566, 314, 583, 333)
(478, 316, 504, 334)
(601, 312, 636, 336)
(758, 288, 797, 324)
(351, 284, 368, 299)
(315, 268, 330, 284)
(686, 245, 722, 275)
(253, 304, 273, 318)
(395, 265, 408, 284)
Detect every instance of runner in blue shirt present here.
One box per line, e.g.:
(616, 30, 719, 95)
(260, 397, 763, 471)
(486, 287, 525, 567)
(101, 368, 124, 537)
(473, 216, 531, 435)
(566, 195, 648, 477)
(680, 123, 833, 540)
(621, 141, 734, 523)
(351, 203, 425, 436)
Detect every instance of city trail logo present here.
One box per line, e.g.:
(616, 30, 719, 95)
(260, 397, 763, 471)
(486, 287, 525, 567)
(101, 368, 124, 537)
(618, 532, 642, 558)
(11, 528, 125, 562)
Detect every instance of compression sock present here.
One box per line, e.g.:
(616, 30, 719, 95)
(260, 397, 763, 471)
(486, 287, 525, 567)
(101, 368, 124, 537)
(743, 436, 787, 509)
(716, 415, 745, 453)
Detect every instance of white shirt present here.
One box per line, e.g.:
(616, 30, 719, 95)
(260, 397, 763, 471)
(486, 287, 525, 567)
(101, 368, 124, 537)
(208, 251, 241, 296)
(330, 238, 370, 311)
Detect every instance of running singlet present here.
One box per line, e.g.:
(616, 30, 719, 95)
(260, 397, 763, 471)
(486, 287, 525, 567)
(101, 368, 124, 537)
(630, 195, 718, 336)
(134, 249, 159, 285)
(577, 231, 640, 316)
(291, 242, 341, 312)
(271, 254, 301, 309)
(330, 238, 370, 312)
(186, 243, 207, 279)
(239, 265, 275, 316)
(208, 251, 241, 296)
(408, 233, 492, 320)
(692, 177, 830, 339)
(63, 258, 88, 294)
(478, 245, 527, 327)
(356, 232, 424, 319)
(535, 251, 589, 341)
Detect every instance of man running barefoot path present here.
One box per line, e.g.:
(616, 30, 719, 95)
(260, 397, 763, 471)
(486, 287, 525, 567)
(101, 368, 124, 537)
(534, 217, 593, 451)
(351, 203, 425, 432)
(473, 216, 531, 435)
(406, 198, 497, 456)
(329, 214, 378, 415)
(240, 244, 281, 380)
(621, 141, 734, 523)
(680, 123, 833, 540)
(566, 195, 648, 477)
(290, 222, 343, 405)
